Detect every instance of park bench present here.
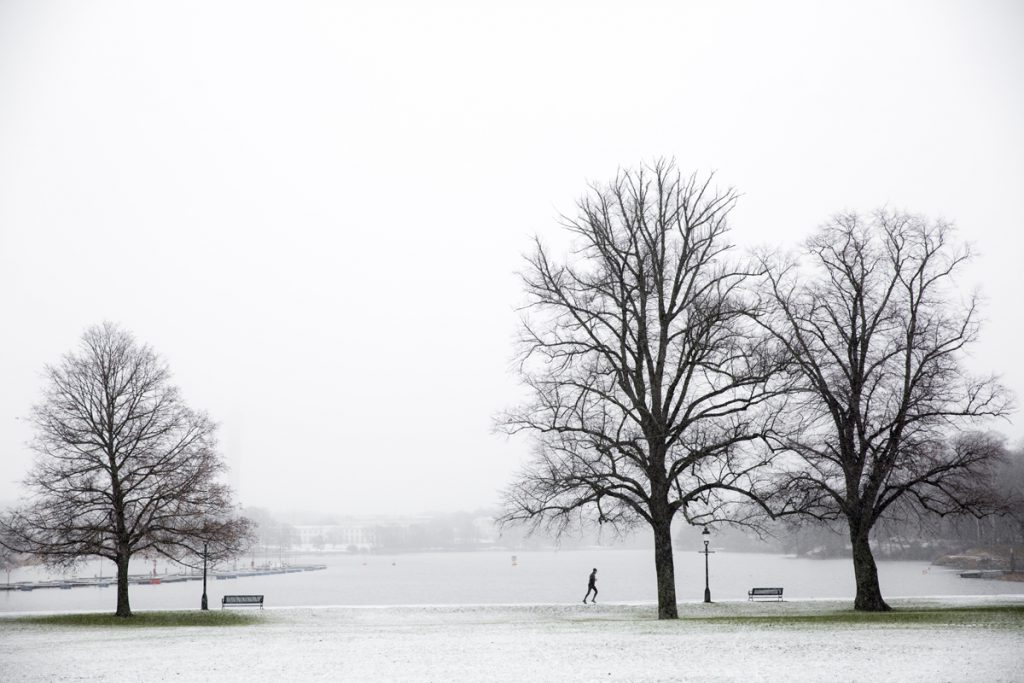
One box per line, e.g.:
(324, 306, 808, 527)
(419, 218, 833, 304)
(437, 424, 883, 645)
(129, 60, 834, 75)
(747, 587, 783, 601)
(221, 594, 264, 609)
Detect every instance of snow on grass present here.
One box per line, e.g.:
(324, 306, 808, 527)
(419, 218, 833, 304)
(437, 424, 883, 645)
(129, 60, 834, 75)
(1, 598, 1022, 681)
(11, 610, 262, 628)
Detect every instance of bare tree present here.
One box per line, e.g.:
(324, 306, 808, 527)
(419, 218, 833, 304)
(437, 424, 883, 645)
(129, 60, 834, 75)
(757, 211, 1013, 611)
(0, 322, 252, 617)
(499, 160, 789, 619)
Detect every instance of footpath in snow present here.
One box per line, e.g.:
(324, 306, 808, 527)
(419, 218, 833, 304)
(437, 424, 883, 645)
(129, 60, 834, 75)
(2, 597, 1023, 681)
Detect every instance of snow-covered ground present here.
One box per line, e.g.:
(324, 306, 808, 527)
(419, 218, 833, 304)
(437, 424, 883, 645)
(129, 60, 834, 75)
(2, 598, 1022, 681)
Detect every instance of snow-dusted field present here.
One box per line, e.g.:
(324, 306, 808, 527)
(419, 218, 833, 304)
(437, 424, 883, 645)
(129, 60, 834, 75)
(2, 598, 1022, 681)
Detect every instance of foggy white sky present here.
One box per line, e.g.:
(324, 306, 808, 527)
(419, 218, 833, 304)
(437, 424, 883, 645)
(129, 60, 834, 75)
(1, 0, 1022, 516)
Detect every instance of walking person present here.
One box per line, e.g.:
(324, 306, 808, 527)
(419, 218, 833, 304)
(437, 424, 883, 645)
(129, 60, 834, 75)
(583, 568, 598, 603)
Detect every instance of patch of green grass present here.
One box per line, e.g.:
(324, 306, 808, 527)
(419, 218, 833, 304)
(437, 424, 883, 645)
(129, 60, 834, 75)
(10, 610, 264, 628)
(690, 605, 1024, 627)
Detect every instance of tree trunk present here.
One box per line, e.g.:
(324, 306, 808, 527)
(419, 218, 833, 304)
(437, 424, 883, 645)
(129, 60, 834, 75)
(652, 518, 678, 619)
(115, 554, 132, 618)
(850, 526, 890, 612)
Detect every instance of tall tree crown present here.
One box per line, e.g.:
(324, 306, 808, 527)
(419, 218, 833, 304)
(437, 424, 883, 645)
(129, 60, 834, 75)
(503, 161, 787, 533)
(6, 322, 250, 569)
(759, 211, 1013, 524)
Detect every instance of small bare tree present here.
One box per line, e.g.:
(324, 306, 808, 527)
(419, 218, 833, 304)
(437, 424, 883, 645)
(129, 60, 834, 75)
(0, 323, 252, 617)
(500, 160, 789, 619)
(757, 211, 1013, 611)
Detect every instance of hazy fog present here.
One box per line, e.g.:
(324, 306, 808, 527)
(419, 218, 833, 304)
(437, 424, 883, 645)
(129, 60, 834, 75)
(1, 0, 1021, 515)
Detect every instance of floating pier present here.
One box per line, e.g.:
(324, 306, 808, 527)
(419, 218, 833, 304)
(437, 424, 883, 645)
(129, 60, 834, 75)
(1, 564, 327, 592)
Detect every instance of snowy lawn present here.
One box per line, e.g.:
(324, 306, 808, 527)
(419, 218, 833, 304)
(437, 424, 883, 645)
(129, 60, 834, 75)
(1, 598, 1022, 681)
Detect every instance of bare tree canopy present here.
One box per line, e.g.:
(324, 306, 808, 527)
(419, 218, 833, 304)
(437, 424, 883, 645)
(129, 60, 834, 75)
(499, 160, 789, 619)
(0, 322, 252, 617)
(757, 211, 1014, 611)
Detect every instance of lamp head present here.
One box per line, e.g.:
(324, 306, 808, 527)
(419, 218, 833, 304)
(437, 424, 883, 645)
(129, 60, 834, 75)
(702, 526, 710, 537)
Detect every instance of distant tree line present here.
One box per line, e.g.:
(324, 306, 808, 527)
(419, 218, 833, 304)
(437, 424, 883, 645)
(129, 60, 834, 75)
(241, 509, 497, 553)
(772, 442, 1024, 561)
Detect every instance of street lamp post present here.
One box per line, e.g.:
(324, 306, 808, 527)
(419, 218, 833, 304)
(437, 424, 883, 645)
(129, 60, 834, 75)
(201, 542, 208, 611)
(700, 527, 714, 603)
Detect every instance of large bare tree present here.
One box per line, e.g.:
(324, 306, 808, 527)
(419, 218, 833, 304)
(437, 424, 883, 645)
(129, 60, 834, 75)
(500, 160, 789, 619)
(0, 322, 252, 617)
(757, 211, 1012, 611)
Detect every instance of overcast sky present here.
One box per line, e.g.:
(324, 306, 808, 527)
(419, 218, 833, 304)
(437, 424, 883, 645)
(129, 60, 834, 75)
(1, 0, 1021, 516)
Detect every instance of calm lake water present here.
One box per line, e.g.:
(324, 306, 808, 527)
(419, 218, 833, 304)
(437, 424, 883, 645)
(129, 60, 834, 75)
(2, 549, 1020, 613)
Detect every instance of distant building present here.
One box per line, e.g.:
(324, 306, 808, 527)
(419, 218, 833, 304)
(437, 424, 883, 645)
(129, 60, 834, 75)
(292, 515, 435, 551)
